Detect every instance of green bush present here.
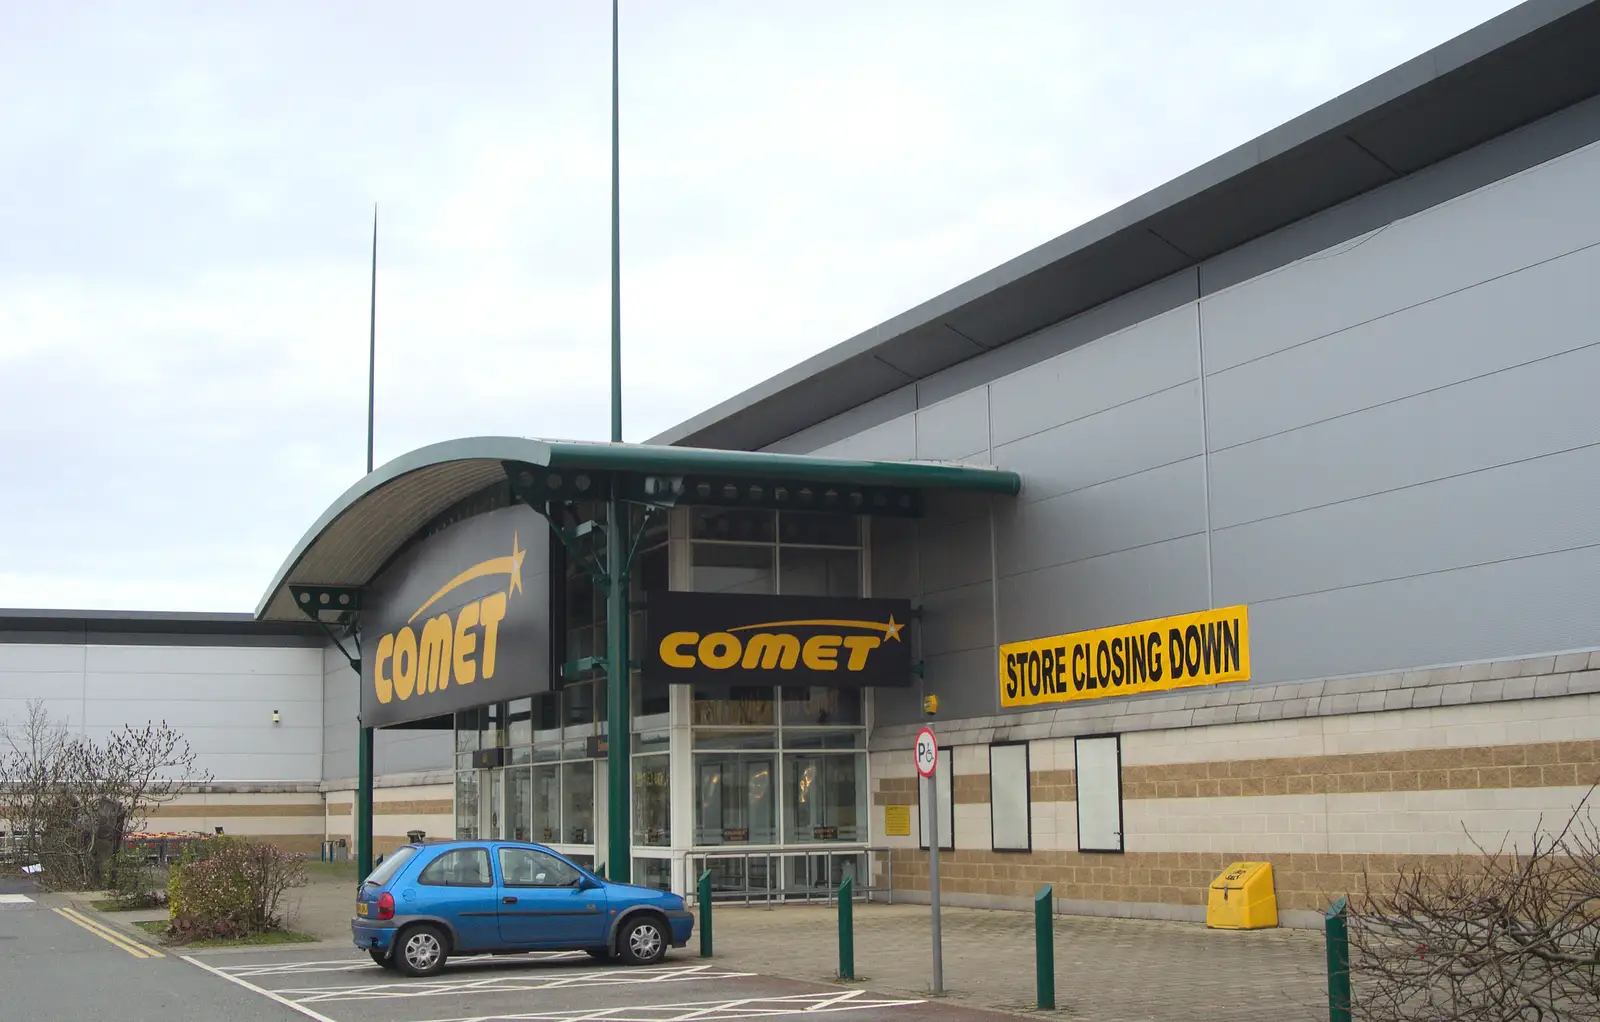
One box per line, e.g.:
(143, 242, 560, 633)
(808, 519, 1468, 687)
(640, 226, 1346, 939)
(106, 848, 165, 910)
(167, 839, 306, 942)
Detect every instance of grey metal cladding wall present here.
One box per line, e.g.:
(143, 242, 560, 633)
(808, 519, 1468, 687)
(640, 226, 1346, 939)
(914, 387, 989, 462)
(996, 535, 1211, 648)
(993, 381, 1203, 506)
(323, 645, 357, 782)
(1213, 444, 1600, 608)
(1248, 545, 1600, 683)
(1207, 341, 1600, 530)
(1204, 241, 1600, 452)
(988, 305, 1199, 447)
(994, 458, 1207, 579)
(1202, 140, 1600, 374)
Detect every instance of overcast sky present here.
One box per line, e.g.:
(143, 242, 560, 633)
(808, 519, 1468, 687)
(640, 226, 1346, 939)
(0, 1, 1522, 614)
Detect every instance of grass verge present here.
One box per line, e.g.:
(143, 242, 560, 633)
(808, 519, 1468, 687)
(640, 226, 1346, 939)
(134, 919, 318, 948)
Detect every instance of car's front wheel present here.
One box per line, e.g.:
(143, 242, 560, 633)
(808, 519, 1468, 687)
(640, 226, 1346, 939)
(395, 924, 449, 977)
(369, 949, 396, 970)
(617, 915, 667, 966)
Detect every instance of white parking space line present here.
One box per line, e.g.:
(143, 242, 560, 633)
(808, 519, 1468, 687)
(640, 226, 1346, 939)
(278, 964, 757, 1004)
(180, 955, 340, 1022)
(0, 894, 33, 905)
(404, 989, 927, 1022)
(215, 951, 586, 978)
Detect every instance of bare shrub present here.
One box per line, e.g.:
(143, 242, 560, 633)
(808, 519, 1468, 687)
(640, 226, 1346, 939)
(0, 699, 210, 890)
(1348, 789, 1600, 1021)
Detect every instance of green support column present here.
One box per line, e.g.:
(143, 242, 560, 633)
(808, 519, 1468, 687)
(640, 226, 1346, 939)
(604, 491, 631, 884)
(1035, 884, 1056, 1010)
(699, 870, 713, 958)
(357, 724, 374, 880)
(1326, 897, 1352, 1022)
(837, 875, 855, 979)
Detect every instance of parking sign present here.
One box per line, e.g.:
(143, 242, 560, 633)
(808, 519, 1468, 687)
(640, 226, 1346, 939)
(914, 726, 938, 778)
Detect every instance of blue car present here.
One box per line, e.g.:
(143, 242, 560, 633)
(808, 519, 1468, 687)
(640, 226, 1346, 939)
(352, 840, 693, 977)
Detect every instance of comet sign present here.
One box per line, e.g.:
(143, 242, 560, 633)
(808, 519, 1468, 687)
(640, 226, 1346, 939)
(914, 727, 938, 779)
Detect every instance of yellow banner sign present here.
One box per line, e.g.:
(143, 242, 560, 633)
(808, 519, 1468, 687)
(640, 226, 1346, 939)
(999, 606, 1250, 708)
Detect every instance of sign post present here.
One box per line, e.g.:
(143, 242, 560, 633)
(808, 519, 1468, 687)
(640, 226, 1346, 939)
(915, 726, 943, 995)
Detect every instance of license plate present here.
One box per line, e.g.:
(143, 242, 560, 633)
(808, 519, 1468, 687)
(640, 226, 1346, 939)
(356, 901, 368, 917)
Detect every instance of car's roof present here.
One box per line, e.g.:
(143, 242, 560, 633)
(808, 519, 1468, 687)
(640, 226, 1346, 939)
(406, 838, 561, 852)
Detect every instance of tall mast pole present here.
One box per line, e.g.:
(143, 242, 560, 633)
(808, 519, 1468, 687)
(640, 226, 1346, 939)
(604, 0, 632, 883)
(357, 203, 378, 884)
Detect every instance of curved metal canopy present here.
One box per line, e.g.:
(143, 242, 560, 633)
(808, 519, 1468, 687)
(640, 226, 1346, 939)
(256, 436, 1020, 622)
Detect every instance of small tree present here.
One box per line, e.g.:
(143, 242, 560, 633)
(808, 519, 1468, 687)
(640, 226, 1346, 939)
(0, 699, 210, 889)
(1348, 789, 1600, 1021)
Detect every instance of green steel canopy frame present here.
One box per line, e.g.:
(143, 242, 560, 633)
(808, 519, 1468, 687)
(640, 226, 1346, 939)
(257, 436, 1020, 885)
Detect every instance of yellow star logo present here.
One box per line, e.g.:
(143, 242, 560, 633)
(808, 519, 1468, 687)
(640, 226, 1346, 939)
(508, 532, 525, 597)
(883, 614, 903, 642)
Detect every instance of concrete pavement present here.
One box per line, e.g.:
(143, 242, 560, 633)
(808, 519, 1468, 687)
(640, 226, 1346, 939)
(0, 877, 302, 1022)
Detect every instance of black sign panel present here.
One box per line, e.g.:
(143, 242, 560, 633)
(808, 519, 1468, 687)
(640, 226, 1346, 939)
(361, 504, 550, 728)
(644, 591, 913, 688)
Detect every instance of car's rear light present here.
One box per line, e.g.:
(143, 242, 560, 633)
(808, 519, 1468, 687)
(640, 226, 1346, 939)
(376, 892, 395, 921)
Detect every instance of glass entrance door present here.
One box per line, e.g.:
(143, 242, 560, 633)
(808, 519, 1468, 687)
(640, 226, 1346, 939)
(479, 769, 506, 839)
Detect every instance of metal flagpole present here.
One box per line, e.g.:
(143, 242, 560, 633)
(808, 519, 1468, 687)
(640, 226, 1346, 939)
(356, 204, 378, 882)
(603, 0, 632, 884)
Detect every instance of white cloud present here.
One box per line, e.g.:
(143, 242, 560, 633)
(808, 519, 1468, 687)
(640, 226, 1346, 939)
(0, 0, 1524, 611)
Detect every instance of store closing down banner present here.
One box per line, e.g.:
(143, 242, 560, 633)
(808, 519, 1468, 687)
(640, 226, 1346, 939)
(998, 606, 1250, 708)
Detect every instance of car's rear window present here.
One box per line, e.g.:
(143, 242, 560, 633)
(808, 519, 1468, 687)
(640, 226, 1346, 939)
(364, 845, 418, 886)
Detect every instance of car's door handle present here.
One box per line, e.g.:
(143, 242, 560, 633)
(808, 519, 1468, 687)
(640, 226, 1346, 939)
(502, 896, 518, 904)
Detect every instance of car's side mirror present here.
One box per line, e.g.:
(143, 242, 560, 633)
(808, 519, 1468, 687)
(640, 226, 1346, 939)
(579, 875, 602, 890)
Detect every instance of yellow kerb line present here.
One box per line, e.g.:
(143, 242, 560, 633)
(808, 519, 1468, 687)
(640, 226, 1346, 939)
(53, 906, 164, 958)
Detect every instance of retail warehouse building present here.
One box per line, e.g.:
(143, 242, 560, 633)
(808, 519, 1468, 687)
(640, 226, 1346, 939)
(8, 0, 1600, 926)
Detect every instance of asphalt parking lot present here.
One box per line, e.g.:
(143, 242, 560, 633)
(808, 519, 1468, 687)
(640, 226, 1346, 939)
(187, 946, 1016, 1022)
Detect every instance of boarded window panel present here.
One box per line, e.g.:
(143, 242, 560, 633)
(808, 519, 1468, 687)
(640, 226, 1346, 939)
(918, 763, 953, 851)
(1075, 735, 1123, 853)
(990, 743, 1031, 851)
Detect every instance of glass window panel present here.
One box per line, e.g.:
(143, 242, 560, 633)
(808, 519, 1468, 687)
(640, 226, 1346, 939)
(778, 511, 859, 547)
(633, 857, 672, 891)
(499, 846, 582, 888)
(778, 546, 860, 597)
(506, 766, 532, 842)
(990, 744, 1031, 851)
(562, 761, 595, 844)
(454, 772, 480, 839)
(562, 681, 596, 728)
(455, 709, 483, 752)
(632, 754, 670, 847)
(783, 753, 865, 843)
(533, 692, 560, 730)
(691, 508, 775, 543)
(531, 763, 561, 843)
(635, 732, 671, 754)
(635, 544, 668, 597)
(692, 730, 778, 750)
(693, 685, 774, 726)
(780, 687, 862, 726)
(782, 729, 865, 750)
(691, 543, 774, 594)
(694, 753, 776, 846)
(419, 847, 492, 887)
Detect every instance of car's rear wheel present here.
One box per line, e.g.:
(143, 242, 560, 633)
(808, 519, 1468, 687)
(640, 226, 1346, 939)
(617, 915, 667, 966)
(395, 924, 449, 977)
(369, 949, 396, 969)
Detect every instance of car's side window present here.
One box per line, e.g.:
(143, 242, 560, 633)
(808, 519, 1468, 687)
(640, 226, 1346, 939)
(417, 848, 492, 887)
(498, 847, 582, 889)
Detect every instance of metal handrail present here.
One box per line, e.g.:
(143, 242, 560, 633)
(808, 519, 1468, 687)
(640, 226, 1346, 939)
(685, 846, 893, 906)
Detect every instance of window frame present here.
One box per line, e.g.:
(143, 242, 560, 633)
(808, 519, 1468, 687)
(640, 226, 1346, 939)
(1074, 734, 1125, 855)
(417, 846, 495, 888)
(988, 741, 1033, 853)
(497, 845, 584, 889)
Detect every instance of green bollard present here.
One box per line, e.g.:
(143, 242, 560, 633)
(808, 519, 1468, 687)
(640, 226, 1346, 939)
(1035, 884, 1056, 1010)
(1326, 896, 1351, 1022)
(838, 875, 855, 980)
(699, 870, 713, 958)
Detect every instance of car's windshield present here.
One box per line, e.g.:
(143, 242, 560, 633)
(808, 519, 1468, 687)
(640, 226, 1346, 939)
(363, 844, 418, 886)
